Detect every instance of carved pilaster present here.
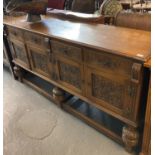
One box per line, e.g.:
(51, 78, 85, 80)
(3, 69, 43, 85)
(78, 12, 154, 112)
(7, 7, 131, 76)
(122, 126, 139, 153)
(13, 66, 23, 82)
(52, 87, 65, 108)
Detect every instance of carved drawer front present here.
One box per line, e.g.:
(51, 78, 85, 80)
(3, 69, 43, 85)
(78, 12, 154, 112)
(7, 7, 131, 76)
(84, 48, 134, 76)
(25, 32, 50, 49)
(7, 26, 24, 41)
(55, 57, 84, 94)
(86, 66, 142, 120)
(9, 39, 30, 68)
(27, 45, 51, 77)
(51, 40, 82, 62)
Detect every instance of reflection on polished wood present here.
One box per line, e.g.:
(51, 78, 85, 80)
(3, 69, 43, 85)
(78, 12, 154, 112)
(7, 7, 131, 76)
(4, 15, 150, 61)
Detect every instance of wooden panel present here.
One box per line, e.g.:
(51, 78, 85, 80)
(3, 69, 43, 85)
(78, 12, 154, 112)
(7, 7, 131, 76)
(7, 26, 24, 41)
(52, 40, 82, 62)
(9, 39, 30, 68)
(27, 44, 51, 77)
(85, 66, 141, 120)
(55, 56, 84, 94)
(25, 31, 50, 49)
(84, 48, 134, 76)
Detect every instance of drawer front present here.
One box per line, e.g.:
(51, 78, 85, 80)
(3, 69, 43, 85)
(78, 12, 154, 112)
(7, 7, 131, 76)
(7, 26, 24, 41)
(25, 31, 50, 49)
(84, 48, 134, 76)
(52, 40, 82, 61)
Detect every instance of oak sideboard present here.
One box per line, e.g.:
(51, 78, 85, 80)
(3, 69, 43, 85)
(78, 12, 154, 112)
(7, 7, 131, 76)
(3, 15, 151, 153)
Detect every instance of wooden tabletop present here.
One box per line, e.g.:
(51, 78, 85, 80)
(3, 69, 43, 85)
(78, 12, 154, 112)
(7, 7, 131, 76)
(3, 15, 151, 62)
(144, 58, 151, 68)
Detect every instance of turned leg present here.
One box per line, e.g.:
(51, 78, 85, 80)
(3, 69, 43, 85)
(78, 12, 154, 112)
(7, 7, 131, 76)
(13, 66, 23, 82)
(52, 87, 65, 108)
(122, 125, 139, 153)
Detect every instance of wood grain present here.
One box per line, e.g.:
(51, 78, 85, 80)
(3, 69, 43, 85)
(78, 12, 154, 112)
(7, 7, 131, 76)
(4, 15, 150, 62)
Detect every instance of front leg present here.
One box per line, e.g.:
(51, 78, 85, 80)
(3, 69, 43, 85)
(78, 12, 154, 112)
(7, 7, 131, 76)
(13, 65, 23, 82)
(122, 125, 139, 153)
(52, 87, 65, 108)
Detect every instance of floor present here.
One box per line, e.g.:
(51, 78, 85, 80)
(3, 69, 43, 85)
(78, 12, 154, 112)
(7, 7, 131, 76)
(3, 68, 132, 155)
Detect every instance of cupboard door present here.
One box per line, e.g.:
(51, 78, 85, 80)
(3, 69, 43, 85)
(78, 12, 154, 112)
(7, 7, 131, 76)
(27, 45, 51, 78)
(85, 65, 142, 120)
(55, 56, 84, 94)
(9, 39, 30, 68)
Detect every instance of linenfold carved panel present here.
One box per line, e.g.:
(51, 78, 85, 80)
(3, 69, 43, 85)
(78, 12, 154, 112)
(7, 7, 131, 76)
(92, 74, 124, 109)
(59, 61, 81, 89)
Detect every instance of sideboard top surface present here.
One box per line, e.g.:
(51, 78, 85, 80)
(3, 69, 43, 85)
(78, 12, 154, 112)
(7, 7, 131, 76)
(3, 15, 151, 62)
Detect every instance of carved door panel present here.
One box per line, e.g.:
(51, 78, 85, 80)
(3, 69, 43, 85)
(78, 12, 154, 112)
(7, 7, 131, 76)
(9, 39, 30, 68)
(55, 56, 84, 94)
(27, 45, 51, 78)
(85, 65, 142, 120)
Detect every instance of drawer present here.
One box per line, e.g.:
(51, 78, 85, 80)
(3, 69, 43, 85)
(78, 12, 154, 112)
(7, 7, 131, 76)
(7, 26, 24, 41)
(84, 48, 134, 76)
(51, 40, 82, 61)
(25, 31, 50, 49)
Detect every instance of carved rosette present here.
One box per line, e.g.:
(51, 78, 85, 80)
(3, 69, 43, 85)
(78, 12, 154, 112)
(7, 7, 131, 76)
(122, 126, 139, 152)
(52, 87, 65, 108)
(13, 66, 23, 82)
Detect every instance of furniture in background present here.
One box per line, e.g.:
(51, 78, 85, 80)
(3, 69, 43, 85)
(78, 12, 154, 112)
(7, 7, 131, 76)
(114, 12, 151, 31)
(133, 1, 151, 12)
(118, 0, 139, 10)
(48, 0, 66, 10)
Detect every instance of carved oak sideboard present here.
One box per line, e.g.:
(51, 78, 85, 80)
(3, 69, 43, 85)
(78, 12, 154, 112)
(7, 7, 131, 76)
(3, 15, 151, 153)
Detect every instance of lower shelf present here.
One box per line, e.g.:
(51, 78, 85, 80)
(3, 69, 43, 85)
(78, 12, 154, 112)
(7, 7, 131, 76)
(63, 96, 125, 145)
(22, 70, 72, 105)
